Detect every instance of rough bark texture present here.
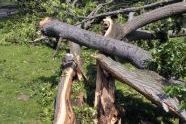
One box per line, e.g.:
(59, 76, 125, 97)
(122, 2, 186, 37)
(95, 62, 121, 124)
(0, 5, 18, 18)
(54, 54, 76, 124)
(40, 19, 152, 69)
(95, 54, 186, 121)
(69, 41, 84, 80)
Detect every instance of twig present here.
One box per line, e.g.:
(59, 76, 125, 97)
(75, 0, 113, 27)
(29, 36, 47, 43)
(75, 0, 179, 26)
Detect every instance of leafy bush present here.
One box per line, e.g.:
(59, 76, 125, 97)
(165, 84, 186, 109)
(150, 37, 186, 79)
(0, 15, 39, 45)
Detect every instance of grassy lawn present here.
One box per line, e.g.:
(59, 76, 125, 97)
(0, 44, 178, 124)
(0, 44, 61, 123)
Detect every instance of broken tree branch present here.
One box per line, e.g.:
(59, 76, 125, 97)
(40, 19, 152, 69)
(95, 62, 121, 124)
(102, 16, 186, 41)
(95, 54, 186, 121)
(122, 2, 186, 37)
(54, 54, 76, 124)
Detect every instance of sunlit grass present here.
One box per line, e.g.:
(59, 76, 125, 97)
(0, 44, 61, 123)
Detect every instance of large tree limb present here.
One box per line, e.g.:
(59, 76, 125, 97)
(70, 2, 107, 80)
(122, 2, 186, 37)
(102, 16, 186, 41)
(95, 54, 186, 121)
(54, 54, 76, 124)
(40, 19, 152, 69)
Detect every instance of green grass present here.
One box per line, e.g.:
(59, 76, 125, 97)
(0, 44, 179, 124)
(0, 44, 61, 123)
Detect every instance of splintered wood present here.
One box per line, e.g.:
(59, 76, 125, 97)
(95, 54, 186, 121)
(95, 62, 121, 124)
(54, 54, 76, 124)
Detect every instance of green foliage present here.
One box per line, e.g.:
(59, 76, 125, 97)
(74, 105, 96, 124)
(0, 45, 60, 123)
(150, 37, 186, 79)
(165, 84, 186, 109)
(0, 15, 39, 45)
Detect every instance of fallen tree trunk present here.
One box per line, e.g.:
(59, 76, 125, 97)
(95, 61, 121, 124)
(54, 54, 76, 124)
(122, 2, 186, 37)
(95, 54, 186, 121)
(40, 19, 152, 69)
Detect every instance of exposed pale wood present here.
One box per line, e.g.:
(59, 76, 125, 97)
(54, 54, 76, 124)
(102, 10, 186, 41)
(95, 54, 186, 121)
(40, 19, 152, 69)
(95, 62, 121, 124)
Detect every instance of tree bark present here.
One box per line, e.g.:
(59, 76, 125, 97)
(127, 28, 186, 41)
(95, 54, 186, 121)
(122, 2, 186, 37)
(54, 54, 76, 124)
(69, 41, 84, 80)
(40, 19, 152, 69)
(95, 62, 121, 124)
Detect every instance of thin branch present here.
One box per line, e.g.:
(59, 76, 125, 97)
(75, 0, 179, 25)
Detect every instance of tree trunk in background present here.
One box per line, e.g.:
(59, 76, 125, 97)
(122, 2, 186, 37)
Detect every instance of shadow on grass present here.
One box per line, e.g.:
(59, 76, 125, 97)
(82, 63, 175, 124)
(34, 74, 60, 87)
(30, 62, 176, 124)
(116, 89, 175, 124)
(83, 63, 97, 106)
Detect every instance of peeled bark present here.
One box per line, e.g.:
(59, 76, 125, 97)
(122, 2, 186, 37)
(40, 19, 152, 69)
(54, 54, 76, 124)
(95, 54, 186, 121)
